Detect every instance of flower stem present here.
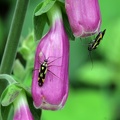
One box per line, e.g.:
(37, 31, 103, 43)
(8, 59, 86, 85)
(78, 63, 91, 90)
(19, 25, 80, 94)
(0, 0, 29, 74)
(47, 3, 62, 26)
(0, 1, 29, 119)
(0, 3, 29, 117)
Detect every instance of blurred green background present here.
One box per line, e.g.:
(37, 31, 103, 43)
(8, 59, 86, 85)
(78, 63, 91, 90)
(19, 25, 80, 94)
(0, 0, 120, 120)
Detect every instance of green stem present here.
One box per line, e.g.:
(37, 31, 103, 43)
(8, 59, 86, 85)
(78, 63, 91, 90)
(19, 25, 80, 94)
(0, 0, 29, 74)
(47, 3, 62, 26)
(0, 1, 29, 120)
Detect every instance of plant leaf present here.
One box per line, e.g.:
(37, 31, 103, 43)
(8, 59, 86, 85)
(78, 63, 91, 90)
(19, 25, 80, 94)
(16, 83, 31, 95)
(33, 0, 56, 41)
(27, 96, 42, 120)
(35, 0, 56, 16)
(62, 12, 75, 40)
(0, 74, 16, 84)
(34, 13, 47, 40)
(58, 0, 75, 40)
(0, 105, 12, 120)
(1, 83, 22, 106)
(13, 59, 25, 81)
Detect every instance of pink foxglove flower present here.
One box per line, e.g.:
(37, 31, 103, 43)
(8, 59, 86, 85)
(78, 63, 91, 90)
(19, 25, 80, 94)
(65, 0, 101, 37)
(13, 91, 34, 120)
(32, 4, 69, 110)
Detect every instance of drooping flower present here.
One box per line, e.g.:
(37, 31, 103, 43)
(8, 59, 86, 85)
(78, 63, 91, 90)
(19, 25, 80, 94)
(32, 3, 69, 110)
(65, 0, 101, 37)
(13, 91, 34, 120)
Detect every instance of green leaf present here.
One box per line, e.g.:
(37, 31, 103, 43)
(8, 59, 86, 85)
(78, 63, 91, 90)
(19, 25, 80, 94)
(1, 83, 22, 106)
(35, 0, 56, 16)
(0, 106, 3, 120)
(19, 32, 36, 59)
(10, 82, 31, 96)
(13, 59, 25, 81)
(22, 70, 32, 88)
(27, 96, 42, 120)
(0, 74, 16, 120)
(16, 82, 31, 95)
(62, 12, 75, 40)
(0, 74, 16, 84)
(33, 0, 56, 41)
(57, 0, 64, 3)
(33, 0, 75, 41)
(34, 13, 47, 40)
(58, 0, 75, 40)
(0, 105, 13, 120)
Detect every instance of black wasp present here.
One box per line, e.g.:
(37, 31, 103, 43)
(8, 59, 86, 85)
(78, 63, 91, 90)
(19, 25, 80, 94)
(88, 29, 106, 51)
(37, 52, 61, 87)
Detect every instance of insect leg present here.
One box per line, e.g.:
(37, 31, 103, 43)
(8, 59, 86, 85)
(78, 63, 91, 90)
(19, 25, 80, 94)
(47, 69, 61, 81)
(48, 56, 62, 65)
(48, 64, 62, 68)
(32, 68, 39, 72)
(88, 51, 93, 70)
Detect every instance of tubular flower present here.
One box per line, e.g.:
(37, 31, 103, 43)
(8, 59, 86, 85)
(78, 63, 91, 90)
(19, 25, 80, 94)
(65, 0, 101, 37)
(13, 91, 34, 120)
(32, 4, 69, 110)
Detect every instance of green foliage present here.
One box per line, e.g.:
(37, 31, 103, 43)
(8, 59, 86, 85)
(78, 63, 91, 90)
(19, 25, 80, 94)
(0, 31, 39, 119)
(19, 32, 36, 61)
(27, 96, 42, 120)
(33, 0, 56, 40)
(33, 0, 75, 41)
(1, 84, 22, 106)
(0, 74, 16, 85)
(13, 60, 25, 81)
(35, 0, 56, 16)
(1, 0, 120, 120)
(0, 74, 31, 105)
(62, 12, 75, 41)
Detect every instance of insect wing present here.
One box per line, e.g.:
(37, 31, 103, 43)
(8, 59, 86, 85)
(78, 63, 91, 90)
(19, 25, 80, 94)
(88, 29, 106, 51)
(95, 29, 106, 44)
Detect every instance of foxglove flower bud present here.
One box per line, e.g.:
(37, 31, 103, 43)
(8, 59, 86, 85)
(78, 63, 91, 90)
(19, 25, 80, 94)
(13, 91, 34, 120)
(65, 0, 101, 37)
(32, 4, 69, 110)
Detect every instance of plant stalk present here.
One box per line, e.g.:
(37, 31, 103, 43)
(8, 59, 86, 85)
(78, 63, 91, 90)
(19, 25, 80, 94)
(0, 0, 29, 74)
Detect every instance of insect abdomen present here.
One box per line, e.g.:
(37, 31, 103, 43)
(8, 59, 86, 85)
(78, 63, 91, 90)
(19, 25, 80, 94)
(38, 64, 47, 87)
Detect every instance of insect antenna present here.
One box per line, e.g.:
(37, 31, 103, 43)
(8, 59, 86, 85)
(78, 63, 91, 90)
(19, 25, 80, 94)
(47, 69, 62, 81)
(88, 51, 94, 70)
(48, 56, 62, 65)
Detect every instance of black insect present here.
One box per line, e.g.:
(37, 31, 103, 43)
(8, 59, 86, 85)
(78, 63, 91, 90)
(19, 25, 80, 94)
(38, 59, 48, 87)
(37, 52, 61, 87)
(88, 29, 106, 51)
